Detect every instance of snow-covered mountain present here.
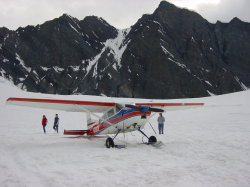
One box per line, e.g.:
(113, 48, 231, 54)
(0, 1, 249, 98)
(1, 75, 250, 187)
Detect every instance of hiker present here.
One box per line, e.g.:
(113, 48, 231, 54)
(53, 114, 59, 133)
(157, 113, 165, 135)
(42, 115, 48, 134)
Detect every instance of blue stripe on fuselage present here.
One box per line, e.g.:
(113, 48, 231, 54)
(105, 108, 136, 122)
(96, 109, 141, 135)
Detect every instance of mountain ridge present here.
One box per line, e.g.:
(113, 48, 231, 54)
(0, 1, 249, 98)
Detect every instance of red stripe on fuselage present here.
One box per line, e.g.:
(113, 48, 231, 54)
(108, 111, 150, 125)
(90, 111, 151, 135)
(7, 97, 116, 106)
(87, 122, 95, 126)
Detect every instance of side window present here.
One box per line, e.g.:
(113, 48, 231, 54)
(107, 108, 115, 117)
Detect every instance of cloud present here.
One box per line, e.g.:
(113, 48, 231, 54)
(0, 0, 249, 30)
(0, 0, 161, 30)
(196, 0, 250, 23)
(168, 0, 220, 10)
(168, 0, 250, 23)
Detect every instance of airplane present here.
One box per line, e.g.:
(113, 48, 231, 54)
(6, 97, 204, 148)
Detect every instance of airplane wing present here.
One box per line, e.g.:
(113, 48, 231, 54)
(6, 97, 116, 113)
(6, 97, 204, 113)
(135, 102, 204, 111)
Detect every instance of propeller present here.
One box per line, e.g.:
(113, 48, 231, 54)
(125, 104, 164, 113)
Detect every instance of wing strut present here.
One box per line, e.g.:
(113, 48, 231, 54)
(148, 121, 157, 135)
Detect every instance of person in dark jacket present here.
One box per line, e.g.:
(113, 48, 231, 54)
(53, 114, 59, 133)
(157, 113, 165, 135)
(42, 115, 48, 134)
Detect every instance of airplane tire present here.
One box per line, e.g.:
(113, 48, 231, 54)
(105, 137, 114, 148)
(148, 136, 157, 144)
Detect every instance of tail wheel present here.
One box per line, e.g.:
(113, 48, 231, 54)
(148, 136, 157, 144)
(105, 137, 114, 148)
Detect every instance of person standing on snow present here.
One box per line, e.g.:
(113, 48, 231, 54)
(42, 115, 48, 134)
(157, 113, 165, 135)
(53, 114, 59, 133)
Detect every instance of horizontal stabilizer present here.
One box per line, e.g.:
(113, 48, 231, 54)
(64, 130, 89, 135)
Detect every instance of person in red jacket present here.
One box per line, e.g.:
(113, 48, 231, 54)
(42, 115, 48, 134)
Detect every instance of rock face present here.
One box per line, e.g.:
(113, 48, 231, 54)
(0, 1, 249, 98)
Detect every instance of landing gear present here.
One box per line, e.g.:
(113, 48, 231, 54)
(138, 128, 157, 144)
(105, 130, 124, 148)
(105, 137, 114, 148)
(105, 129, 158, 148)
(148, 136, 157, 144)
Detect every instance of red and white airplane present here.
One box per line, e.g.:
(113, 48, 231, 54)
(6, 97, 204, 148)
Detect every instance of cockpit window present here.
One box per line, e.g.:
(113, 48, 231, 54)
(101, 108, 115, 120)
(107, 108, 115, 117)
(116, 104, 123, 111)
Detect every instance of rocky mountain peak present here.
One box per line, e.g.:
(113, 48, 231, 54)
(0, 27, 11, 43)
(0, 1, 249, 98)
(158, 1, 178, 10)
(230, 17, 242, 24)
(82, 16, 104, 23)
(153, 1, 209, 34)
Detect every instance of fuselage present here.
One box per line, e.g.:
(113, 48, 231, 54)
(88, 107, 151, 135)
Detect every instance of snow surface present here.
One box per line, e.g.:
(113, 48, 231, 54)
(15, 53, 31, 72)
(168, 57, 191, 73)
(1, 77, 250, 187)
(82, 28, 131, 78)
(41, 66, 49, 71)
(235, 76, 248, 90)
(3, 58, 9, 63)
(69, 23, 80, 34)
(53, 66, 64, 72)
(161, 45, 174, 58)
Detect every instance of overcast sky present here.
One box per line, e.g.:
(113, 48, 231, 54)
(0, 0, 249, 30)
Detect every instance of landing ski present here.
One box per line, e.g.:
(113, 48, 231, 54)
(142, 141, 163, 148)
(114, 144, 127, 149)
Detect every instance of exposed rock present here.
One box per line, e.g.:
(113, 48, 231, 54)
(0, 1, 249, 99)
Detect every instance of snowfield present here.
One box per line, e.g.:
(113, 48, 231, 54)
(0, 77, 250, 187)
